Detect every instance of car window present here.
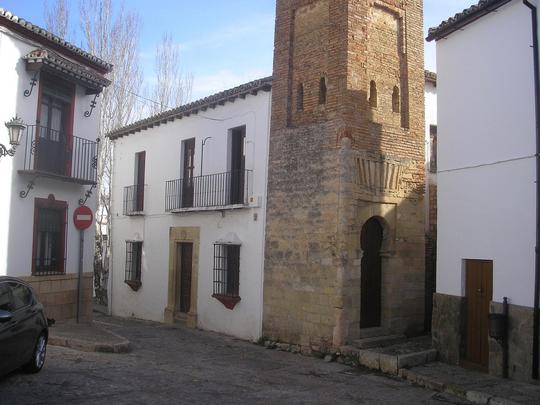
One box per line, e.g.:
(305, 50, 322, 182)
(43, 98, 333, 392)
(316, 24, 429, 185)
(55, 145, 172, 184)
(0, 284, 12, 312)
(9, 283, 33, 311)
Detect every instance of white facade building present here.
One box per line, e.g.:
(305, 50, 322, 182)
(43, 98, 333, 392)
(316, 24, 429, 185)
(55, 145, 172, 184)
(108, 79, 272, 341)
(0, 9, 111, 321)
(428, 0, 539, 382)
(108, 74, 437, 341)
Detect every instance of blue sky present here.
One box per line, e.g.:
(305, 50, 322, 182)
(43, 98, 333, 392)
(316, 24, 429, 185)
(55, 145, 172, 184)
(0, 0, 475, 101)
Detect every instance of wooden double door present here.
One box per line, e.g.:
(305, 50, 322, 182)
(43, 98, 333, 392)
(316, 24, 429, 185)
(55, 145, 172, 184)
(464, 259, 493, 371)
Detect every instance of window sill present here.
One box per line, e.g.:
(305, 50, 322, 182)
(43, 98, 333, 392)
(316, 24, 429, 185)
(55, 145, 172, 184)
(212, 294, 241, 310)
(125, 212, 145, 217)
(125, 280, 142, 291)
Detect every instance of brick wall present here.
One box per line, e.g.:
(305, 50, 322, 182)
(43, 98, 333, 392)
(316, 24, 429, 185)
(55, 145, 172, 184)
(264, 0, 426, 351)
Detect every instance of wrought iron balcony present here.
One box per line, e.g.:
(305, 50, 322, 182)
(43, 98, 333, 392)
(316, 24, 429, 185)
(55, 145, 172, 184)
(165, 170, 252, 211)
(123, 185, 145, 216)
(19, 125, 98, 185)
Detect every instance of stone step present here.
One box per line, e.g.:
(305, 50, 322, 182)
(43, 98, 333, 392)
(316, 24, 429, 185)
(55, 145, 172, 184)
(341, 336, 438, 375)
(353, 334, 406, 349)
(358, 327, 392, 339)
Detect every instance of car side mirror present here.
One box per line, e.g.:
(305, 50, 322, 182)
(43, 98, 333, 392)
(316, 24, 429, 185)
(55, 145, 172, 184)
(0, 309, 14, 323)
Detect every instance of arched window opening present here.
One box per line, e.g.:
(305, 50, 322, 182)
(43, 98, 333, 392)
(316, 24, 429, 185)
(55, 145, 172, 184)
(392, 86, 400, 113)
(297, 83, 304, 112)
(319, 77, 327, 105)
(369, 80, 378, 108)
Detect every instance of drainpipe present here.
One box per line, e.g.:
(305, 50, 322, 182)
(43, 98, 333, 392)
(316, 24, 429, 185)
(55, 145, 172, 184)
(524, 0, 540, 381)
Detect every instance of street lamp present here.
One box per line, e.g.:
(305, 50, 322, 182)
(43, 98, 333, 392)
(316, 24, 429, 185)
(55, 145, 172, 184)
(2, 116, 25, 159)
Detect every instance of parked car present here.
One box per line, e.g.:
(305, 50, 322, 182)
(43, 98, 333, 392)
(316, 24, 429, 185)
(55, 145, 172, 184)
(0, 277, 48, 377)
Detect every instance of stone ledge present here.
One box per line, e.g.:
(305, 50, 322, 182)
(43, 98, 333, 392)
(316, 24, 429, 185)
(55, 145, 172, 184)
(399, 363, 538, 405)
(48, 322, 131, 354)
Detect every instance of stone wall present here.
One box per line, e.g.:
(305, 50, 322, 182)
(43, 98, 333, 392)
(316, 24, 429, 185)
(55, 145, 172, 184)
(432, 293, 465, 365)
(21, 273, 93, 322)
(264, 0, 426, 351)
(489, 300, 540, 383)
(433, 293, 540, 383)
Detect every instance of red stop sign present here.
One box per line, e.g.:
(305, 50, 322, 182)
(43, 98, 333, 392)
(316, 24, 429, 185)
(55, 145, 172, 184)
(73, 205, 94, 231)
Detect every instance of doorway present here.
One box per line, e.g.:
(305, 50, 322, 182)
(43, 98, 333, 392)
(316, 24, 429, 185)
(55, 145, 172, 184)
(360, 217, 383, 329)
(464, 259, 493, 371)
(176, 243, 193, 314)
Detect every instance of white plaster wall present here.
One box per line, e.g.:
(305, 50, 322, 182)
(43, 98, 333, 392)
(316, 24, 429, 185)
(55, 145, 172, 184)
(424, 79, 437, 230)
(0, 28, 100, 278)
(110, 91, 271, 341)
(436, 0, 536, 307)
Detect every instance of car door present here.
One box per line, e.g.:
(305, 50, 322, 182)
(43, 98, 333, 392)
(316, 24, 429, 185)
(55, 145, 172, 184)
(0, 282, 17, 376)
(9, 282, 38, 365)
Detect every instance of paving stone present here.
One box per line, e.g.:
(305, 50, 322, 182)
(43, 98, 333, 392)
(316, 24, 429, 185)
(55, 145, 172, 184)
(0, 315, 471, 405)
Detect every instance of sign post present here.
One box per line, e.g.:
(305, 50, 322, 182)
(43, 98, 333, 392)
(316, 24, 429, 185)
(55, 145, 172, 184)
(73, 205, 94, 323)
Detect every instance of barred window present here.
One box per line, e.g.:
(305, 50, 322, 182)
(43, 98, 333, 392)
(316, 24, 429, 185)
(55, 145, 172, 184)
(125, 241, 142, 291)
(213, 244, 241, 309)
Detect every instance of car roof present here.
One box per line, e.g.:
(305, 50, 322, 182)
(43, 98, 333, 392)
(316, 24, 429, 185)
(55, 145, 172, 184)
(0, 276, 32, 288)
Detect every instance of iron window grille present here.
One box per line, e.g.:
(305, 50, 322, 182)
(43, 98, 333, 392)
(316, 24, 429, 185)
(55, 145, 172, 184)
(125, 241, 142, 291)
(123, 185, 145, 215)
(212, 244, 241, 309)
(165, 170, 252, 211)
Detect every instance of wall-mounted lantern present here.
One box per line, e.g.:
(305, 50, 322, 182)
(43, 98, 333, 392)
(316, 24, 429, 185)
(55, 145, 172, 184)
(2, 116, 26, 160)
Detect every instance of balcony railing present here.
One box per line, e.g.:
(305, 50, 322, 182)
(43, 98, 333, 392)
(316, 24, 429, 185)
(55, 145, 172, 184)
(123, 185, 145, 215)
(165, 170, 252, 211)
(19, 125, 98, 184)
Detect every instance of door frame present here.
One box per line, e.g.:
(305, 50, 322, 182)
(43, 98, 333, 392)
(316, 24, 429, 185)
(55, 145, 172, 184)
(165, 227, 199, 327)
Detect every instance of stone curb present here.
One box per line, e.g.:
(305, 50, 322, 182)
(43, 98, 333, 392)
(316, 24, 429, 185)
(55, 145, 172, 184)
(398, 369, 521, 405)
(48, 327, 132, 354)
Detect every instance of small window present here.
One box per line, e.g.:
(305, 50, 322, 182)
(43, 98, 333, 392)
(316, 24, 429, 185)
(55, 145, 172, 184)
(297, 83, 304, 112)
(125, 241, 143, 291)
(213, 244, 241, 309)
(319, 77, 327, 105)
(392, 86, 400, 113)
(369, 81, 378, 108)
(10, 283, 33, 310)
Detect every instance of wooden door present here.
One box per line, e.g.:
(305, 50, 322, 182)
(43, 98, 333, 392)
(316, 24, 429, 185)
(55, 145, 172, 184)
(229, 127, 245, 205)
(182, 138, 195, 208)
(177, 243, 193, 314)
(465, 259, 493, 370)
(360, 217, 383, 328)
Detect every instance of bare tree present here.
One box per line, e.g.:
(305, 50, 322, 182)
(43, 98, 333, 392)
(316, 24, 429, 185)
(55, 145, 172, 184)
(44, 0, 70, 39)
(79, 0, 145, 303)
(151, 32, 193, 114)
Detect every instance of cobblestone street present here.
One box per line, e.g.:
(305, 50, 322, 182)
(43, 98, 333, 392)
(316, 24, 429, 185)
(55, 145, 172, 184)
(0, 316, 470, 404)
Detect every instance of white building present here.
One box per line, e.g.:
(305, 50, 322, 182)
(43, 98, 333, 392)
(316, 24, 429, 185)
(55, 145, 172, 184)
(427, 0, 539, 382)
(108, 78, 272, 341)
(108, 73, 437, 341)
(0, 9, 111, 321)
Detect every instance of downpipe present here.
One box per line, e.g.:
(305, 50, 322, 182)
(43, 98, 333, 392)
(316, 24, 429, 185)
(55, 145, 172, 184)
(523, 0, 540, 381)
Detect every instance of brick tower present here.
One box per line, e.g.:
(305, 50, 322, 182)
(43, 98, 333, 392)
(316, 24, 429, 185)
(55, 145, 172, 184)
(263, 0, 426, 351)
